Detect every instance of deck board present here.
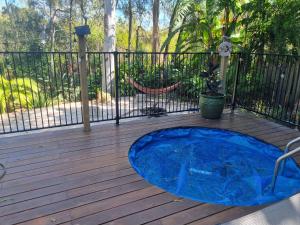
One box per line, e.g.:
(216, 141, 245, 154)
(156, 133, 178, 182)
(0, 111, 299, 225)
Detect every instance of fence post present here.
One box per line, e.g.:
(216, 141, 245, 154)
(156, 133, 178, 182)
(231, 53, 241, 111)
(114, 51, 120, 125)
(75, 25, 91, 132)
(220, 56, 229, 95)
(218, 36, 232, 96)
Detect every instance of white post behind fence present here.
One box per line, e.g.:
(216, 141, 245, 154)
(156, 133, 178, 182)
(218, 36, 232, 95)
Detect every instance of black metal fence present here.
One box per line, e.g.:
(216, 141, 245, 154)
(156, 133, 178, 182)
(0, 51, 219, 133)
(0, 51, 299, 134)
(0, 52, 82, 133)
(236, 53, 300, 127)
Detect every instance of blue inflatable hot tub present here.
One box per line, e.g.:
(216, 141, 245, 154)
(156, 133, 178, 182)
(128, 127, 300, 206)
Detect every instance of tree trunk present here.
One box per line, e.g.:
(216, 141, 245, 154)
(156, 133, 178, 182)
(69, 0, 73, 52)
(102, 0, 116, 94)
(152, 0, 160, 53)
(49, 3, 55, 78)
(135, 26, 140, 51)
(128, 0, 133, 51)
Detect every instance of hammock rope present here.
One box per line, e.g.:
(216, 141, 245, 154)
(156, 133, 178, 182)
(126, 77, 181, 95)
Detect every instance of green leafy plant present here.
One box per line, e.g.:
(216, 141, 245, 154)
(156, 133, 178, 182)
(200, 61, 221, 95)
(0, 76, 40, 113)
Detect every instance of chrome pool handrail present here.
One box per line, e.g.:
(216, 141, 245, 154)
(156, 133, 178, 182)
(271, 137, 300, 192)
(284, 137, 300, 154)
(281, 137, 300, 174)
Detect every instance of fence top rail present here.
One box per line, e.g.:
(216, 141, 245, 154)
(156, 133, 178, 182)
(0, 51, 216, 55)
(0, 51, 298, 57)
(0, 51, 79, 54)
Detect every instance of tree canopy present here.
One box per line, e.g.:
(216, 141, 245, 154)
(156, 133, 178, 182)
(0, 0, 299, 54)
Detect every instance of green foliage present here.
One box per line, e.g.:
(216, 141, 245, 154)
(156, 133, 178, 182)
(0, 76, 40, 113)
(200, 61, 221, 94)
(1, 0, 299, 54)
(241, 0, 300, 54)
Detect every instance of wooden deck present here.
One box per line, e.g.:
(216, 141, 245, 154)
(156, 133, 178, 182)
(0, 111, 299, 225)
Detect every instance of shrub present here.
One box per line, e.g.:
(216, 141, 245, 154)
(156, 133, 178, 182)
(0, 76, 40, 113)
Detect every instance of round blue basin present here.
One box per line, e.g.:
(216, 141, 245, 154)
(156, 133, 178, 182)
(128, 127, 300, 206)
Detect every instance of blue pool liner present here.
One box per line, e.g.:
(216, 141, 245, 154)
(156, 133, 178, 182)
(128, 127, 300, 206)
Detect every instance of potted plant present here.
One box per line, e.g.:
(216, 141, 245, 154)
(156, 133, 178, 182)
(199, 60, 225, 119)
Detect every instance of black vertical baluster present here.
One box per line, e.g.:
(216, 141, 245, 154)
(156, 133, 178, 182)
(118, 53, 121, 119)
(271, 55, 287, 119)
(244, 53, 252, 111)
(134, 52, 138, 117)
(286, 56, 297, 123)
(11, 52, 25, 130)
(166, 53, 171, 113)
(64, 53, 73, 124)
(177, 53, 182, 112)
(179, 54, 184, 112)
(25, 53, 39, 129)
(173, 53, 177, 112)
(288, 56, 300, 124)
(157, 53, 164, 113)
(123, 53, 128, 117)
(140, 53, 144, 117)
(99, 53, 104, 120)
(276, 55, 288, 121)
(32, 52, 45, 128)
(75, 53, 83, 124)
(278, 56, 293, 121)
(0, 55, 12, 132)
(184, 53, 187, 111)
(71, 53, 79, 124)
(39, 53, 50, 127)
(129, 52, 132, 117)
(103, 53, 109, 120)
(199, 53, 203, 109)
(0, 106, 4, 133)
(240, 53, 249, 110)
(53, 53, 62, 125)
(261, 54, 273, 116)
(162, 53, 166, 113)
(157, 53, 160, 111)
(238, 53, 244, 109)
(254, 54, 266, 113)
(249, 54, 260, 112)
(183, 53, 187, 111)
(187, 53, 193, 110)
(144, 53, 148, 116)
(293, 61, 300, 127)
(254, 55, 270, 113)
(114, 51, 120, 124)
(45, 53, 56, 126)
(58, 53, 67, 125)
(110, 53, 114, 120)
(155, 52, 158, 115)
(87, 53, 94, 122)
(4, 53, 19, 131)
(238, 53, 246, 109)
(151, 53, 154, 114)
(93, 53, 99, 121)
(0, 53, 5, 133)
(270, 54, 281, 118)
(160, 52, 163, 112)
(231, 53, 241, 111)
(267, 55, 280, 117)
